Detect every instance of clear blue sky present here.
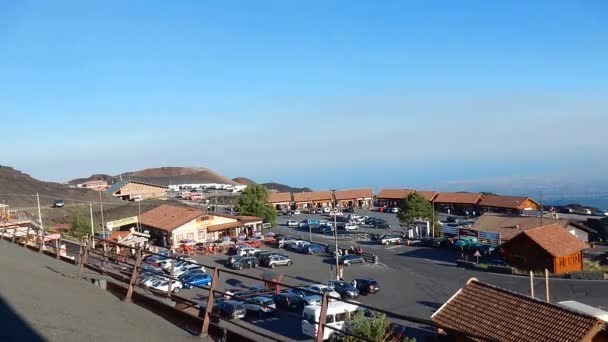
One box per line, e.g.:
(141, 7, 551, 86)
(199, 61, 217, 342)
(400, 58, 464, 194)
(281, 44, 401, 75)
(1, 1, 607, 192)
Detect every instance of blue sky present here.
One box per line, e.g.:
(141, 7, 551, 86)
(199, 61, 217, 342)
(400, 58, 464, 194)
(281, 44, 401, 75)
(1, 1, 607, 193)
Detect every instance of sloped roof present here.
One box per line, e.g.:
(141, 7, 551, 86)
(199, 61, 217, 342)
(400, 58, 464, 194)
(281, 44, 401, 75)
(434, 192, 483, 205)
(236, 215, 263, 224)
(518, 223, 589, 257)
(432, 279, 604, 342)
(479, 195, 539, 210)
(109, 231, 132, 241)
(139, 205, 206, 232)
(471, 213, 581, 241)
(268, 192, 292, 203)
(106, 180, 168, 195)
(334, 188, 373, 200)
(293, 191, 332, 202)
(207, 221, 243, 233)
(417, 191, 439, 201)
(377, 189, 415, 200)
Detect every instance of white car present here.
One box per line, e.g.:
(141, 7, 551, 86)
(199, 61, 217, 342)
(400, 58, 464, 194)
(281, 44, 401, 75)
(141, 275, 166, 287)
(306, 284, 341, 301)
(238, 247, 260, 257)
(293, 210, 301, 215)
(330, 211, 343, 217)
(348, 215, 361, 220)
(287, 220, 299, 227)
(389, 208, 400, 213)
(380, 235, 402, 245)
(344, 223, 358, 231)
(150, 279, 182, 294)
(244, 296, 276, 315)
(174, 264, 205, 278)
(323, 207, 331, 213)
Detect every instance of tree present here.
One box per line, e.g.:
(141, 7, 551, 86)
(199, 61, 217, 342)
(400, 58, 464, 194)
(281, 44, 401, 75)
(236, 185, 277, 226)
(70, 208, 91, 238)
(342, 311, 416, 342)
(396, 192, 439, 235)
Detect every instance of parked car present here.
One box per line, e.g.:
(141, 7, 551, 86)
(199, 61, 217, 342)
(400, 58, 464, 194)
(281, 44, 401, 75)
(352, 278, 380, 295)
(452, 236, 479, 250)
(389, 207, 400, 213)
(230, 256, 259, 270)
(287, 220, 299, 227)
(323, 207, 331, 213)
(210, 300, 247, 320)
(314, 209, 324, 214)
(52, 199, 65, 208)
(329, 210, 343, 217)
(594, 210, 608, 216)
(287, 288, 322, 305)
(327, 280, 359, 299)
(237, 247, 260, 257)
(258, 252, 289, 264)
(432, 237, 451, 248)
(243, 296, 276, 316)
(488, 259, 509, 267)
(182, 273, 213, 289)
(263, 255, 293, 268)
(305, 244, 326, 255)
(277, 237, 297, 248)
(150, 279, 182, 293)
(305, 284, 341, 300)
(374, 222, 391, 229)
(178, 269, 206, 283)
(344, 223, 358, 231)
(339, 254, 365, 266)
(293, 210, 301, 215)
(319, 226, 334, 234)
(343, 207, 355, 213)
(290, 240, 309, 251)
(466, 243, 496, 255)
(174, 264, 205, 278)
(379, 235, 402, 245)
(273, 293, 307, 312)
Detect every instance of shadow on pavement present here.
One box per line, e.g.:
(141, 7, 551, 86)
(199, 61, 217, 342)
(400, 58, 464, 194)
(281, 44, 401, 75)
(398, 247, 459, 264)
(0, 296, 45, 341)
(416, 300, 442, 310)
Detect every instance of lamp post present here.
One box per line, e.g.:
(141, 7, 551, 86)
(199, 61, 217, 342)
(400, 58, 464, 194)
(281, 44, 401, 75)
(330, 189, 339, 280)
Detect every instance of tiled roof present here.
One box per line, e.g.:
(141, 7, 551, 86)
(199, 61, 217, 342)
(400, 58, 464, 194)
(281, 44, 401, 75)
(139, 205, 205, 232)
(417, 191, 439, 201)
(109, 231, 132, 241)
(293, 191, 332, 202)
(268, 192, 292, 203)
(471, 213, 573, 241)
(236, 215, 263, 224)
(334, 188, 373, 200)
(519, 223, 589, 257)
(106, 180, 168, 195)
(377, 189, 415, 200)
(432, 279, 603, 342)
(207, 221, 243, 233)
(434, 192, 483, 205)
(479, 195, 539, 210)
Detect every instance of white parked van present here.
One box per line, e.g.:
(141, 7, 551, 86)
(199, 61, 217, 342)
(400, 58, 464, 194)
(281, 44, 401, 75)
(301, 301, 359, 340)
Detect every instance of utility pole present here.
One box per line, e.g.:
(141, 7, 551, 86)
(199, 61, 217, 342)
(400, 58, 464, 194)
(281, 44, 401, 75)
(36, 193, 44, 253)
(99, 191, 105, 237)
(432, 199, 436, 238)
(539, 190, 543, 227)
(137, 200, 142, 232)
(529, 270, 535, 298)
(331, 189, 339, 280)
(545, 268, 550, 303)
(89, 203, 95, 248)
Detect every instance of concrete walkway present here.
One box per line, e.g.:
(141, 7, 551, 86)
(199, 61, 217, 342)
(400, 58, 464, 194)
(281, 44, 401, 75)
(0, 241, 199, 342)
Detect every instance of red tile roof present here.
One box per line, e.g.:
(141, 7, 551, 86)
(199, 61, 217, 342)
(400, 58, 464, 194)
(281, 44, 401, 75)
(417, 191, 439, 201)
(293, 191, 332, 202)
(207, 221, 243, 233)
(334, 188, 373, 200)
(479, 195, 539, 210)
(471, 213, 576, 241)
(109, 231, 132, 241)
(377, 189, 415, 200)
(236, 215, 263, 224)
(139, 204, 206, 232)
(434, 192, 483, 205)
(432, 279, 604, 342)
(518, 223, 589, 257)
(268, 192, 292, 203)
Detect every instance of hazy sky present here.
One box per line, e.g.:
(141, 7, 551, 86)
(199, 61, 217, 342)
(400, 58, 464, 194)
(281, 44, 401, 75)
(1, 1, 607, 191)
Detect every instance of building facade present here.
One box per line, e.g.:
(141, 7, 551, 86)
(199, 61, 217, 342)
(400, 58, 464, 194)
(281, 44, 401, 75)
(293, 191, 333, 210)
(433, 192, 483, 216)
(106, 180, 168, 201)
(334, 188, 374, 208)
(478, 195, 540, 214)
(376, 189, 415, 207)
(268, 192, 292, 211)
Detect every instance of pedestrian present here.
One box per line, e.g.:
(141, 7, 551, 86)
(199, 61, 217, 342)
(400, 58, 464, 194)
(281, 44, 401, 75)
(352, 279, 357, 288)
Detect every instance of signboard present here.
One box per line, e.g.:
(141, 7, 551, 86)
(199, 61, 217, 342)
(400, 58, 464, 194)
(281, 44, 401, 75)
(441, 226, 459, 235)
(458, 228, 479, 237)
(478, 231, 501, 240)
(106, 216, 138, 230)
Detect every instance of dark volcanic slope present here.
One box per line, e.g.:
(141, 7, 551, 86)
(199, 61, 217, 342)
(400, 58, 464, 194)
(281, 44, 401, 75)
(120, 167, 237, 186)
(262, 182, 312, 193)
(0, 166, 120, 208)
(67, 174, 113, 185)
(232, 177, 256, 185)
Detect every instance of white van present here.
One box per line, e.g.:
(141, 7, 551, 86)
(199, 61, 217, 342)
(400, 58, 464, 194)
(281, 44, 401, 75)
(301, 301, 359, 340)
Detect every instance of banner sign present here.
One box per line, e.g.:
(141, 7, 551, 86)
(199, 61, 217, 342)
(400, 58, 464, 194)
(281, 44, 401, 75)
(106, 216, 138, 230)
(441, 226, 459, 235)
(478, 231, 501, 240)
(458, 228, 479, 237)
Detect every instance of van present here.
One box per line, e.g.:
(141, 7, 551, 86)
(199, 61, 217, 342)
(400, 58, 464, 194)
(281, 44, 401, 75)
(301, 301, 359, 340)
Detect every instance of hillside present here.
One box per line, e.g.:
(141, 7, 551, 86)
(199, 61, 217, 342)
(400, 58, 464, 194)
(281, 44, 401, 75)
(119, 167, 237, 186)
(0, 166, 121, 209)
(232, 177, 256, 185)
(67, 174, 113, 186)
(262, 182, 312, 193)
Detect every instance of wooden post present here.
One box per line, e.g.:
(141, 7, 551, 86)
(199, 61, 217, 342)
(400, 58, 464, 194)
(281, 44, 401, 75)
(24, 226, 30, 248)
(11, 228, 17, 244)
(166, 259, 176, 298)
(78, 238, 92, 278)
(124, 249, 143, 302)
(545, 268, 550, 303)
(315, 293, 329, 342)
(200, 267, 220, 335)
(529, 270, 534, 298)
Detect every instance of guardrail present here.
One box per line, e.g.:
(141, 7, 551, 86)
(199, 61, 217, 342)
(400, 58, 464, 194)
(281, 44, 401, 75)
(1, 226, 492, 342)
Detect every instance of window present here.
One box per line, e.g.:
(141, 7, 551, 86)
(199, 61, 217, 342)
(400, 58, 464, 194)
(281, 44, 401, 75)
(303, 312, 316, 324)
(175, 234, 183, 242)
(335, 312, 348, 322)
(326, 314, 334, 324)
(187, 233, 194, 240)
(198, 230, 205, 239)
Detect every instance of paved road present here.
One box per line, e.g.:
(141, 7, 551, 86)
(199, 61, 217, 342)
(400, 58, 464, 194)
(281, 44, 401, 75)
(0, 241, 197, 342)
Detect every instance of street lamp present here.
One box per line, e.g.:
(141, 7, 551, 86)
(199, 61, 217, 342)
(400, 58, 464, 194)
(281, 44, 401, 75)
(330, 189, 339, 280)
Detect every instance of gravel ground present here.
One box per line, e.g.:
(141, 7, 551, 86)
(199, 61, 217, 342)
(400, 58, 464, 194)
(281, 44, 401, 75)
(0, 241, 197, 342)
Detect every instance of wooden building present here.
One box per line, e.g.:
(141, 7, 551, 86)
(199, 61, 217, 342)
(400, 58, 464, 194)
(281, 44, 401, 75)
(106, 180, 168, 201)
(501, 223, 589, 274)
(334, 188, 373, 209)
(293, 191, 333, 211)
(376, 189, 415, 207)
(479, 195, 540, 214)
(432, 278, 608, 341)
(433, 192, 483, 216)
(267, 192, 292, 210)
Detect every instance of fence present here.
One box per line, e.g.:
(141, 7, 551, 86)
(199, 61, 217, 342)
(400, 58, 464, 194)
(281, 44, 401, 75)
(1, 225, 492, 342)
